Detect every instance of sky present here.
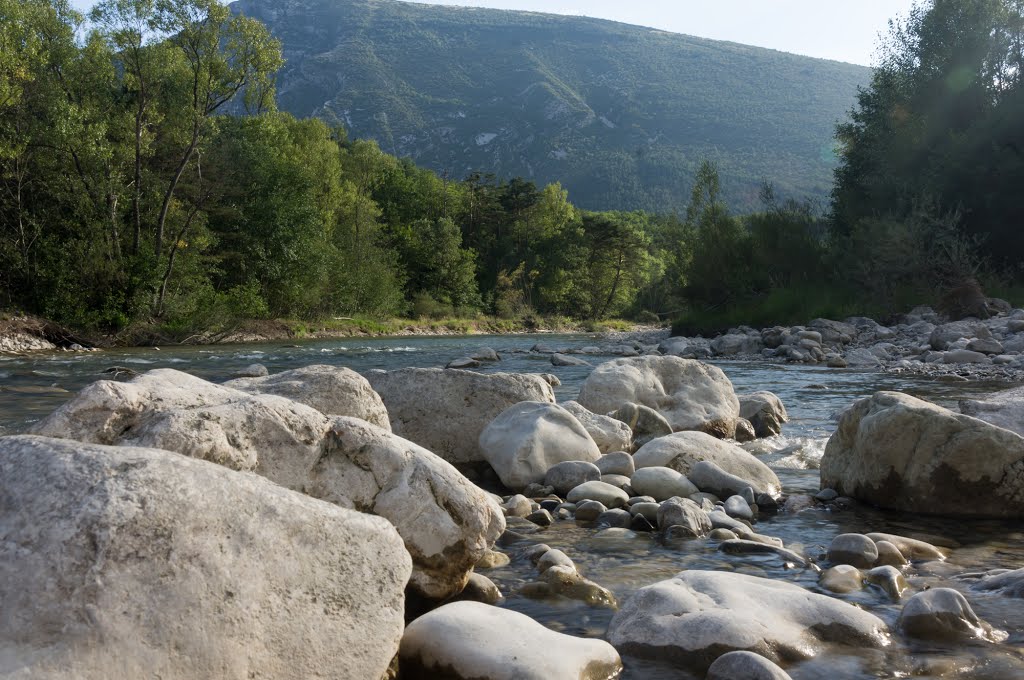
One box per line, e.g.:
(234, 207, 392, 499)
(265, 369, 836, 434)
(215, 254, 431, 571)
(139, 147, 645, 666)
(69, 0, 919, 66)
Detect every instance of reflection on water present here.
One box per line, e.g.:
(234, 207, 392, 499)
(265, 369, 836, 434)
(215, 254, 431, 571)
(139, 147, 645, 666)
(1, 335, 1023, 679)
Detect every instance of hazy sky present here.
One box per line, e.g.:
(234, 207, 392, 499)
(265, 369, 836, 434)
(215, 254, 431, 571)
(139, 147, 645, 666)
(69, 0, 919, 65)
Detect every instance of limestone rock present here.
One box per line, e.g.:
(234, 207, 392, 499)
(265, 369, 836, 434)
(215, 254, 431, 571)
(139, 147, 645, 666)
(820, 391, 1024, 518)
(479, 401, 601, 491)
(0, 435, 410, 680)
(32, 370, 503, 600)
(738, 391, 788, 438)
(608, 402, 673, 448)
(634, 431, 780, 497)
(544, 460, 602, 497)
(562, 400, 633, 454)
(578, 356, 740, 438)
(629, 466, 698, 501)
(367, 368, 555, 464)
(607, 570, 889, 669)
(225, 364, 390, 429)
(399, 601, 622, 680)
(959, 385, 1024, 438)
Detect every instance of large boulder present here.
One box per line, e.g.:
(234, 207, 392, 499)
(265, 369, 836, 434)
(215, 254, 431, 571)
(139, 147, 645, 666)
(607, 570, 888, 670)
(710, 333, 764, 356)
(32, 369, 504, 599)
(0, 435, 411, 680)
(738, 391, 788, 438)
(561, 400, 633, 453)
(821, 391, 1024, 518)
(633, 431, 781, 497)
(224, 364, 390, 430)
(479, 401, 601, 491)
(578, 356, 741, 438)
(399, 601, 622, 680)
(367, 368, 555, 465)
(959, 386, 1024, 438)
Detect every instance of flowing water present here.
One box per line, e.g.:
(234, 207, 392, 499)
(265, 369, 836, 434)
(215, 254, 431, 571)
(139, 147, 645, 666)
(2, 334, 1023, 679)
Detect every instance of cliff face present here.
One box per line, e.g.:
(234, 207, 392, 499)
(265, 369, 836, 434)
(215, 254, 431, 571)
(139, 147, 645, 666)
(232, 0, 870, 211)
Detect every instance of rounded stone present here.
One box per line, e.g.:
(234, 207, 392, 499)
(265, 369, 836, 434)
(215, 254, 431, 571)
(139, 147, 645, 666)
(566, 481, 629, 508)
(630, 466, 699, 501)
(595, 451, 636, 477)
(724, 495, 754, 520)
(543, 460, 602, 496)
(819, 565, 864, 593)
(828, 533, 879, 568)
(707, 651, 793, 680)
(899, 588, 1005, 642)
(573, 500, 607, 522)
(537, 548, 576, 574)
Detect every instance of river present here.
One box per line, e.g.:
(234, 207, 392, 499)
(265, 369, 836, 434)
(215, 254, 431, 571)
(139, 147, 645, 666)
(1, 333, 1022, 678)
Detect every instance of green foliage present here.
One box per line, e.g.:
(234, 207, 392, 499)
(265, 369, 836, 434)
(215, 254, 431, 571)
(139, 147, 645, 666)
(234, 0, 869, 213)
(832, 0, 1024, 269)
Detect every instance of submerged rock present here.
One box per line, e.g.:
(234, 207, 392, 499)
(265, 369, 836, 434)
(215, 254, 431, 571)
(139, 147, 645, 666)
(899, 588, 1007, 642)
(706, 651, 793, 680)
(399, 601, 622, 680)
(820, 391, 1024, 518)
(0, 435, 410, 680)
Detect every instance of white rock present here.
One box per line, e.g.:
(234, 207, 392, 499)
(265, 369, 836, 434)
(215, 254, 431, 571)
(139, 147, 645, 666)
(607, 571, 889, 668)
(595, 450, 635, 477)
(634, 431, 780, 497)
(367, 368, 554, 464)
(479, 401, 601, 491)
(561, 400, 633, 453)
(629, 466, 698, 501)
(566, 481, 629, 508)
(0, 435, 410, 680)
(821, 391, 1024, 518)
(225, 364, 390, 429)
(32, 370, 503, 599)
(959, 385, 1024, 438)
(706, 651, 793, 680)
(399, 601, 622, 680)
(578, 356, 741, 438)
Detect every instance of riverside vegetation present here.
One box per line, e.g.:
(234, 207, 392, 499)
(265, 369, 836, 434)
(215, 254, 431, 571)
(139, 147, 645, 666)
(3, 0, 1024, 344)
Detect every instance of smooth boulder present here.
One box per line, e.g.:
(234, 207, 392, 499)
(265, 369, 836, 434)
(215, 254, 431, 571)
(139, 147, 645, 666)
(0, 435, 411, 680)
(399, 601, 622, 680)
(607, 570, 889, 669)
(578, 356, 741, 438)
(479, 401, 601, 491)
(898, 588, 1006, 642)
(367, 368, 554, 465)
(706, 652, 793, 680)
(562, 400, 633, 454)
(634, 431, 781, 497)
(820, 391, 1024, 518)
(225, 364, 390, 429)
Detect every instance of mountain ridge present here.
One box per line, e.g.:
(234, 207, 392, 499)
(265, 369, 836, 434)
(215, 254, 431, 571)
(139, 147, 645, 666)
(231, 0, 871, 212)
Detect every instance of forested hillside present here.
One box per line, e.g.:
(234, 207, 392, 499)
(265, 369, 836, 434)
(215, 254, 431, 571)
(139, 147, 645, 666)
(230, 0, 870, 212)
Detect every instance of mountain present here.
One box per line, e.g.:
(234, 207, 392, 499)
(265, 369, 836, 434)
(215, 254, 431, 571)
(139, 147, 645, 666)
(231, 0, 871, 212)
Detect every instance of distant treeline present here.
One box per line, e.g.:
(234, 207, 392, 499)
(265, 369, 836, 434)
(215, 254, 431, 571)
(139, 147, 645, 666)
(1, 0, 1022, 335)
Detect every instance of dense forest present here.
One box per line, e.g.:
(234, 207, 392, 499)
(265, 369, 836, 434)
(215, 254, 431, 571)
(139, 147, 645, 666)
(1, 0, 1022, 338)
(231, 0, 869, 213)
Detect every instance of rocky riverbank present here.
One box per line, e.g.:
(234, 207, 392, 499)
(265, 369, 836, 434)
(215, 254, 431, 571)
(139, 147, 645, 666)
(3, 351, 1023, 679)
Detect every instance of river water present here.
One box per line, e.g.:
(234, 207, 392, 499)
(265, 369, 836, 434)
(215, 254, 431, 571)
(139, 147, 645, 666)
(2, 334, 1023, 679)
